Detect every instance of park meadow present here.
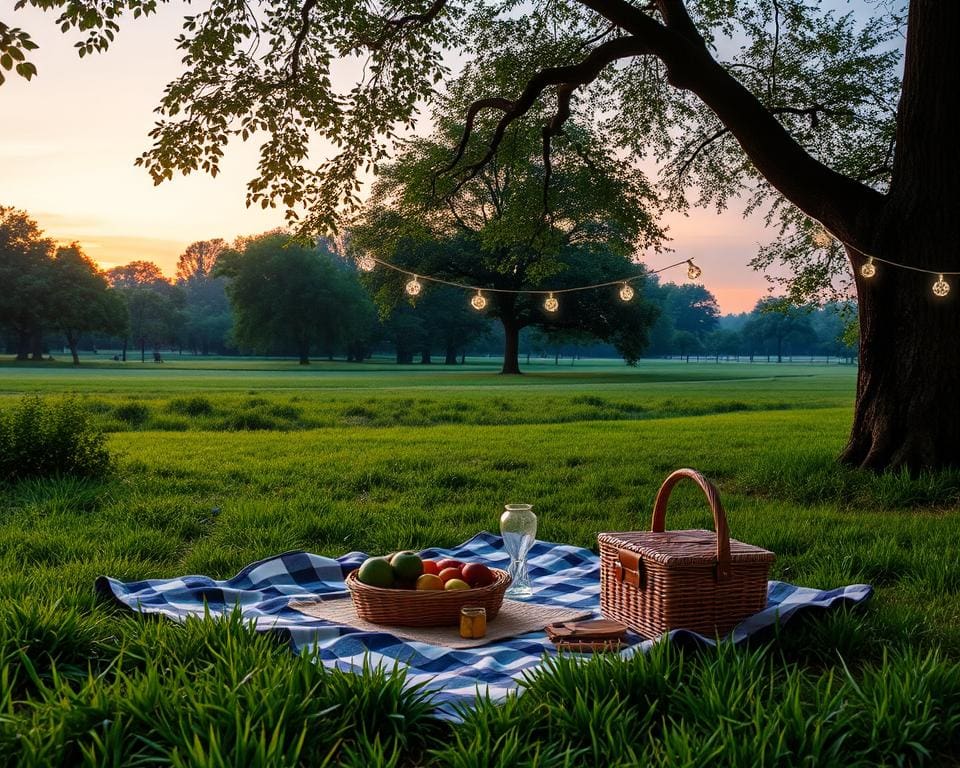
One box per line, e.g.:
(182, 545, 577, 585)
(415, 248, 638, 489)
(1, 357, 958, 766)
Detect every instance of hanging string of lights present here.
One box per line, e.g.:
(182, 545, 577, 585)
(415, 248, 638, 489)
(354, 255, 703, 313)
(814, 221, 957, 298)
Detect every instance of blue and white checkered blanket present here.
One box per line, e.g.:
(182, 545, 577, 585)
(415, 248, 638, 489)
(96, 532, 872, 719)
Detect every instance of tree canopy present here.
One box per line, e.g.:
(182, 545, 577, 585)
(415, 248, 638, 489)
(1, 207, 126, 363)
(352, 75, 663, 373)
(215, 233, 376, 364)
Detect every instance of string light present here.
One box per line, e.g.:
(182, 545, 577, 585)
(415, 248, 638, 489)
(353, 254, 702, 304)
(405, 275, 423, 297)
(810, 218, 960, 302)
(933, 274, 950, 298)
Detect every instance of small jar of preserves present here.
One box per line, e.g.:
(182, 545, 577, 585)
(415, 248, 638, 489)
(459, 606, 487, 639)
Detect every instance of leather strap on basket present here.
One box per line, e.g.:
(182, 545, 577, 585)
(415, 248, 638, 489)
(650, 468, 732, 581)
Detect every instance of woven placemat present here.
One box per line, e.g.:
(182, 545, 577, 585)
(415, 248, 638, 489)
(290, 596, 593, 649)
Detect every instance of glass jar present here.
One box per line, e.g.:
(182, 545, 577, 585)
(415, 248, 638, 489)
(460, 606, 487, 639)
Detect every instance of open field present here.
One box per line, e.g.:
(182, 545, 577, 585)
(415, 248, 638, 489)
(2, 359, 959, 766)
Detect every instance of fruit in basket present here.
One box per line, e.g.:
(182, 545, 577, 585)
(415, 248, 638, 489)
(444, 578, 470, 590)
(390, 551, 423, 582)
(436, 558, 463, 571)
(357, 557, 395, 588)
(438, 567, 463, 585)
(415, 573, 444, 590)
(462, 562, 495, 587)
(421, 560, 440, 575)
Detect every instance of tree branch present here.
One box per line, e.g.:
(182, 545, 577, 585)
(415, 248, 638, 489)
(575, 0, 884, 247)
(365, 0, 450, 52)
(442, 35, 648, 190)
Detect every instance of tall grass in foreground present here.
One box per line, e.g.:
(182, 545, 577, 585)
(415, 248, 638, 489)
(2, 609, 957, 766)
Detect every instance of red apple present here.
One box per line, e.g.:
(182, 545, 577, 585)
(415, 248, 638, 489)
(438, 567, 464, 585)
(421, 560, 440, 576)
(462, 562, 495, 587)
(436, 559, 463, 571)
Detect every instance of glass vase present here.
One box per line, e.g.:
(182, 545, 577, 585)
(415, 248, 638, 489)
(500, 503, 537, 598)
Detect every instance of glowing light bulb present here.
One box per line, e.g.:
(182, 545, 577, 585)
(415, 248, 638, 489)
(933, 274, 950, 298)
(357, 255, 376, 272)
(812, 228, 833, 248)
(618, 283, 635, 302)
(405, 275, 423, 297)
(860, 257, 876, 278)
(687, 260, 702, 280)
(470, 290, 487, 310)
(543, 292, 559, 313)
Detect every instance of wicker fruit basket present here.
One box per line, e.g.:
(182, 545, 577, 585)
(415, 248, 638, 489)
(345, 568, 511, 627)
(599, 468, 774, 638)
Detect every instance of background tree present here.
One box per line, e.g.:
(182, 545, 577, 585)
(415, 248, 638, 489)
(671, 330, 703, 363)
(704, 328, 743, 362)
(106, 261, 167, 289)
(175, 240, 233, 355)
(175, 239, 226, 283)
(48, 244, 127, 364)
(106, 261, 184, 362)
(215, 233, 374, 364)
(13, 1, 957, 470)
(0, 206, 54, 360)
(742, 299, 817, 363)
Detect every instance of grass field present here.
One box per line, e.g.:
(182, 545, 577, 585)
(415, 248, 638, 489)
(2, 357, 959, 766)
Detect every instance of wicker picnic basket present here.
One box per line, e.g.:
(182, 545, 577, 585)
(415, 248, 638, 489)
(345, 568, 511, 627)
(599, 468, 774, 638)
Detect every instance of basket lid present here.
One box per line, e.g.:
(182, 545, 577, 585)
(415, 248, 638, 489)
(599, 530, 774, 568)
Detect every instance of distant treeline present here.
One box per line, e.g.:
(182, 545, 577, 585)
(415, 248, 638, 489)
(2, 207, 857, 365)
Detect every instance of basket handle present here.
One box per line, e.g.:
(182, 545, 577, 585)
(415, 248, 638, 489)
(650, 468, 731, 580)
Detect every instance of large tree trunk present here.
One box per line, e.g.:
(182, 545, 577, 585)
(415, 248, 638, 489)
(498, 294, 522, 375)
(30, 329, 44, 361)
(841, 0, 960, 473)
(16, 328, 29, 360)
(66, 331, 80, 366)
(445, 344, 458, 365)
(501, 319, 521, 374)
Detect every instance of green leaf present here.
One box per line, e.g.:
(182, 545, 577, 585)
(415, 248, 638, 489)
(15, 62, 37, 80)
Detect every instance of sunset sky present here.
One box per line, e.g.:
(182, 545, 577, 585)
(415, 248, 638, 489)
(2, 3, 782, 314)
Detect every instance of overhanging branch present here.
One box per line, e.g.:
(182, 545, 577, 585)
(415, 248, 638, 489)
(442, 35, 648, 190)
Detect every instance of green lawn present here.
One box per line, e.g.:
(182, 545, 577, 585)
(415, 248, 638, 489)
(1, 359, 959, 766)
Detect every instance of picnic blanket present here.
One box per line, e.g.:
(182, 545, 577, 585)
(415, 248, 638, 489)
(96, 532, 873, 720)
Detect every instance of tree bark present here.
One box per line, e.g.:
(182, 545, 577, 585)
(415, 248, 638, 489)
(66, 331, 80, 366)
(420, 349, 432, 364)
(15, 329, 29, 361)
(30, 329, 44, 360)
(445, 344, 458, 365)
(498, 294, 522, 374)
(839, 1, 960, 473)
